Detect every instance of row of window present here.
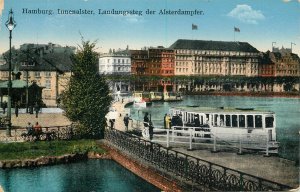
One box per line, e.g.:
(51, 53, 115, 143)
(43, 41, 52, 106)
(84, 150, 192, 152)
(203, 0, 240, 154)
(100, 58, 130, 64)
(175, 50, 259, 56)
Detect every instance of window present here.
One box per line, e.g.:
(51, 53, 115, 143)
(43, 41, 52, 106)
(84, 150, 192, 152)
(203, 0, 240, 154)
(214, 114, 218, 126)
(265, 116, 274, 128)
(45, 72, 51, 77)
(225, 115, 231, 127)
(247, 115, 254, 128)
(232, 115, 238, 127)
(45, 79, 51, 89)
(255, 115, 262, 128)
(220, 115, 224, 126)
(35, 72, 41, 78)
(239, 115, 245, 127)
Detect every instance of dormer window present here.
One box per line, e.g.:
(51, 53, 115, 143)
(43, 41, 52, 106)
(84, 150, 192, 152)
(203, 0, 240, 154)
(21, 61, 35, 66)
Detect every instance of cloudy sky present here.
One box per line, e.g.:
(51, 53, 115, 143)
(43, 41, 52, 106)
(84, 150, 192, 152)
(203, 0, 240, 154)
(0, 0, 299, 55)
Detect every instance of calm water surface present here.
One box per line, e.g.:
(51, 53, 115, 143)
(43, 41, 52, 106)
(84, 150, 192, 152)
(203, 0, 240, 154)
(128, 95, 300, 162)
(0, 160, 160, 192)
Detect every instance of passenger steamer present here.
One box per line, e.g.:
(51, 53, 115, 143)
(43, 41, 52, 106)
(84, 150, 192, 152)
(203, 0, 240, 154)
(169, 106, 279, 153)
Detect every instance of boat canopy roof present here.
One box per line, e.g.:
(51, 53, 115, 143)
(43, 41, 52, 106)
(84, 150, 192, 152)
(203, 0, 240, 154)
(171, 106, 275, 115)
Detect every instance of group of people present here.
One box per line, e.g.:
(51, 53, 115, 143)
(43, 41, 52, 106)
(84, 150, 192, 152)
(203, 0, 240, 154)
(107, 113, 131, 132)
(164, 113, 183, 129)
(1, 101, 40, 118)
(25, 122, 43, 140)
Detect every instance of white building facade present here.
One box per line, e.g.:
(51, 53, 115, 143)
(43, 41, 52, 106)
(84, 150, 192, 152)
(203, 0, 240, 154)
(170, 40, 260, 77)
(99, 51, 131, 75)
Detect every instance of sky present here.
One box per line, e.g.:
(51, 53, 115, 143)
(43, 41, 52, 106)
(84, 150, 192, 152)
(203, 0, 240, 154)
(0, 0, 299, 55)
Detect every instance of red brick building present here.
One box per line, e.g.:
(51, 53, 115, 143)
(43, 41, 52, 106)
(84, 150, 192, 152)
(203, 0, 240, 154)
(259, 50, 300, 77)
(259, 51, 275, 77)
(130, 50, 148, 75)
(130, 47, 174, 77)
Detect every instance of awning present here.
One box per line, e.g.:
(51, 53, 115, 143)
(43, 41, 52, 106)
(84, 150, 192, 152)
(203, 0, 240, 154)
(0, 80, 33, 88)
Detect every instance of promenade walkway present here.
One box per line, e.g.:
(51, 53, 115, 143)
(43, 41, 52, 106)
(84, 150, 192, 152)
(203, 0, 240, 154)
(0, 99, 299, 189)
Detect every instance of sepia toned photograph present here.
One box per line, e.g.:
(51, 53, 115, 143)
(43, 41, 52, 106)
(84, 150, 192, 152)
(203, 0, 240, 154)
(0, 0, 299, 191)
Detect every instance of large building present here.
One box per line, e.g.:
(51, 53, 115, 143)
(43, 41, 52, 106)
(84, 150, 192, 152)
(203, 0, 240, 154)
(130, 49, 148, 75)
(99, 48, 131, 75)
(169, 39, 260, 77)
(259, 48, 300, 77)
(0, 43, 75, 107)
(259, 51, 276, 77)
(130, 47, 174, 76)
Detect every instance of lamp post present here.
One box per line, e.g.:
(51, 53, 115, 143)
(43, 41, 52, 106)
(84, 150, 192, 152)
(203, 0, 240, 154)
(5, 9, 16, 136)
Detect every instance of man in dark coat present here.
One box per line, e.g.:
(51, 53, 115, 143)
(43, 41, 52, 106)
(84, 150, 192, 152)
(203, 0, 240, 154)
(123, 114, 131, 132)
(15, 102, 19, 117)
(34, 102, 40, 118)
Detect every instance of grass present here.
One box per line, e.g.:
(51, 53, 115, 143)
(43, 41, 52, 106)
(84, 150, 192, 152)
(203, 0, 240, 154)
(0, 140, 106, 161)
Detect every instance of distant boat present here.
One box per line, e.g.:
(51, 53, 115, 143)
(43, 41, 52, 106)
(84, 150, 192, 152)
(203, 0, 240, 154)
(133, 100, 147, 108)
(150, 91, 163, 101)
(132, 92, 152, 108)
(163, 92, 183, 102)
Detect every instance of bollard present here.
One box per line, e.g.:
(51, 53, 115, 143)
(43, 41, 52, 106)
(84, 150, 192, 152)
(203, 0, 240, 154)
(166, 129, 170, 148)
(237, 135, 243, 155)
(187, 129, 193, 151)
(212, 132, 218, 153)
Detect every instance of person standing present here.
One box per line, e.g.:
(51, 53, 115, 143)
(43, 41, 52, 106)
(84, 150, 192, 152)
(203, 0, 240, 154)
(2, 101, 7, 114)
(166, 114, 171, 129)
(163, 114, 167, 129)
(149, 120, 154, 140)
(143, 112, 149, 128)
(34, 102, 40, 118)
(15, 102, 19, 117)
(194, 116, 200, 127)
(123, 114, 131, 132)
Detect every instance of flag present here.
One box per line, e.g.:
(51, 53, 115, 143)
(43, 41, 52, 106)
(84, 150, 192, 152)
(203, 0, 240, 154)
(192, 24, 198, 30)
(234, 27, 240, 32)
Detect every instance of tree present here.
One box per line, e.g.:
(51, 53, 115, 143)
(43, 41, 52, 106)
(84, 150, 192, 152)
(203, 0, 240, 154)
(62, 40, 112, 139)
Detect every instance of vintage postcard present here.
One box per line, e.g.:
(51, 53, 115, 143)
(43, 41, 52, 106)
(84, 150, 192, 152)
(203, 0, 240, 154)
(0, 0, 299, 191)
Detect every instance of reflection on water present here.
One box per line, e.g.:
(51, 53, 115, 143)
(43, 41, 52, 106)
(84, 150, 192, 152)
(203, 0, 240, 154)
(128, 95, 300, 162)
(0, 160, 160, 192)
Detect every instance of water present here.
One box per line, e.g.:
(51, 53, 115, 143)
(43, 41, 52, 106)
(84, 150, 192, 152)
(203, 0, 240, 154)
(128, 95, 300, 162)
(0, 160, 160, 192)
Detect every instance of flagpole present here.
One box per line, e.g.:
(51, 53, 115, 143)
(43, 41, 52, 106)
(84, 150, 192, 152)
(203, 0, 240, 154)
(234, 31, 235, 42)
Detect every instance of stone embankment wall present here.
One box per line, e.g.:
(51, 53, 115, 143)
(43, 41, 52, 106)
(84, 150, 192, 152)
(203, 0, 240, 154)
(99, 142, 184, 192)
(0, 153, 87, 169)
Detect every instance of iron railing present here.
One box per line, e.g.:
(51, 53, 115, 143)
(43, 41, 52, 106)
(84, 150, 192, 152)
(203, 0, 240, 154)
(105, 129, 291, 191)
(0, 125, 73, 142)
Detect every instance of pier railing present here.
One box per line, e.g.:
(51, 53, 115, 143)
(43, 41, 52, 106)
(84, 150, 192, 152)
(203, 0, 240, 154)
(104, 129, 291, 191)
(151, 127, 277, 156)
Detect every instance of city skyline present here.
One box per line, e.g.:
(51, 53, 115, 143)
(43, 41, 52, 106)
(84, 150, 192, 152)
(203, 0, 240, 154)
(0, 0, 299, 55)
